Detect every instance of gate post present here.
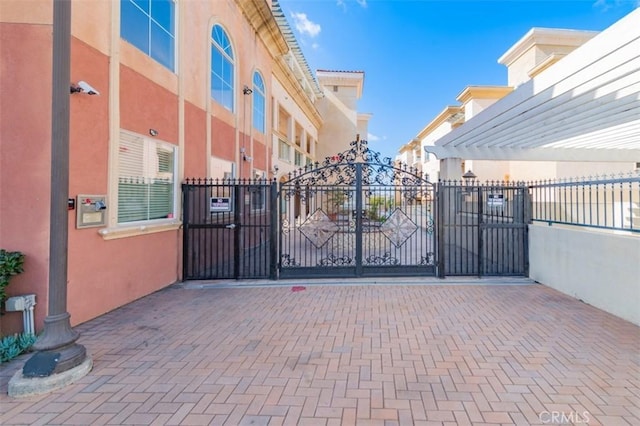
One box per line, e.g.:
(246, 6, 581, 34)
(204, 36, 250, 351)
(523, 186, 532, 277)
(477, 186, 484, 278)
(181, 181, 190, 281)
(233, 181, 241, 279)
(269, 180, 278, 280)
(436, 182, 445, 278)
(355, 163, 363, 276)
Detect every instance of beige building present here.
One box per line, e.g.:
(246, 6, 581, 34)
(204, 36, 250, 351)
(402, 21, 638, 181)
(269, 4, 370, 179)
(315, 70, 370, 160)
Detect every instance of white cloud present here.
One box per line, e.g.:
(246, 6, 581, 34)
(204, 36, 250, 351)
(593, 0, 612, 11)
(291, 12, 321, 38)
(367, 133, 381, 142)
(593, 0, 640, 11)
(337, 0, 368, 11)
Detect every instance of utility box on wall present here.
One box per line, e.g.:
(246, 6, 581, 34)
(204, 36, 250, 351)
(76, 195, 107, 228)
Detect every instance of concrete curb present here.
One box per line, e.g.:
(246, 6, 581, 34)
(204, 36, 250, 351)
(8, 356, 93, 398)
(179, 276, 536, 289)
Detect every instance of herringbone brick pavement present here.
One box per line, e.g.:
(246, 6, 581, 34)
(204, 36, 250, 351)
(1, 283, 638, 425)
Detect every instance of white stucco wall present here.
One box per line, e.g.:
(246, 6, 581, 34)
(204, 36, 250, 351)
(529, 224, 640, 326)
(464, 98, 501, 120)
(462, 160, 636, 182)
(316, 89, 358, 159)
(421, 122, 458, 180)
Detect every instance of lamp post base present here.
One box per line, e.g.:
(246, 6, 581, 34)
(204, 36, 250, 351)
(24, 312, 88, 377)
(8, 355, 92, 398)
(22, 343, 87, 377)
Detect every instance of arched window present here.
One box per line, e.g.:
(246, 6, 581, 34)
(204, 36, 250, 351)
(252, 71, 266, 133)
(211, 24, 234, 111)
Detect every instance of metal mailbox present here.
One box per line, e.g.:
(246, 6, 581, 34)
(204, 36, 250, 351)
(76, 194, 107, 228)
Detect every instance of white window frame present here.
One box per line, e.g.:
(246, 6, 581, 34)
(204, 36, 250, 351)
(278, 138, 291, 162)
(117, 130, 179, 225)
(252, 71, 266, 133)
(120, 0, 177, 72)
(211, 24, 235, 112)
(251, 170, 266, 212)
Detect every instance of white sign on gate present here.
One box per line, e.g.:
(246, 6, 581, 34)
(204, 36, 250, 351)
(487, 194, 504, 208)
(210, 197, 232, 212)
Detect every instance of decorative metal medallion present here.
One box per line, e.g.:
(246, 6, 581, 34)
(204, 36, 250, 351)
(380, 208, 418, 247)
(299, 208, 339, 248)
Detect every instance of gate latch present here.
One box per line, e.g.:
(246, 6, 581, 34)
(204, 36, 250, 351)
(225, 223, 236, 229)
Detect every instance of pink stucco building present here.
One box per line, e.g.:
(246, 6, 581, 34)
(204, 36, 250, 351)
(1, 0, 370, 335)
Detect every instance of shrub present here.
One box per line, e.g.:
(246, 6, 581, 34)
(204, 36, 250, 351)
(0, 333, 36, 363)
(0, 249, 25, 306)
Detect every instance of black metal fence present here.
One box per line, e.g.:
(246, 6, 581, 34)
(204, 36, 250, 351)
(438, 181, 529, 277)
(182, 178, 276, 280)
(182, 177, 530, 280)
(528, 172, 640, 233)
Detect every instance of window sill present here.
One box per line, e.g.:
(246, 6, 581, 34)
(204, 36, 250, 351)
(98, 220, 181, 240)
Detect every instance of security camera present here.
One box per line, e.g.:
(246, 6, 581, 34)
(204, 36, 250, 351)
(77, 80, 100, 95)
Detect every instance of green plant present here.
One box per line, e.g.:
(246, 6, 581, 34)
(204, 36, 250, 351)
(325, 189, 349, 217)
(368, 196, 392, 222)
(0, 333, 36, 363)
(0, 249, 25, 306)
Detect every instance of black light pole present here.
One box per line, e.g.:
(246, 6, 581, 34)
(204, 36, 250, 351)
(23, 0, 87, 377)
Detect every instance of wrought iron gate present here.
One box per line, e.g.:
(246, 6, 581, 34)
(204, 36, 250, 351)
(438, 182, 528, 276)
(182, 178, 276, 280)
(278, 140, 437, 278)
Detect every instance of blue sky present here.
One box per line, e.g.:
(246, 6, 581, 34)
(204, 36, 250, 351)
(278, 0, 638, 160)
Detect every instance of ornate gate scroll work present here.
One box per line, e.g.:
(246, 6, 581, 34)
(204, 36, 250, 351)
(279, 139, 437, 279)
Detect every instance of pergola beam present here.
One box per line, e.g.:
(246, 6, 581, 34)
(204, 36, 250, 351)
(426, 145, 640, 162)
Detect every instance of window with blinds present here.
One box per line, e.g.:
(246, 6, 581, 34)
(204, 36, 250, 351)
(278, 139, 290, 162)
(118, 131, 176, 223)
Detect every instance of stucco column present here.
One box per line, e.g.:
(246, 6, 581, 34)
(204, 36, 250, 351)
(439, 157, 463, 181)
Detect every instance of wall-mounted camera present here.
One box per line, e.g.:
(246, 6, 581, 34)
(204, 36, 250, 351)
(70, 80, 100, 95)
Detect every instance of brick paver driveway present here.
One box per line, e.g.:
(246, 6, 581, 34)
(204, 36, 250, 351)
(1, 281, 639, 425)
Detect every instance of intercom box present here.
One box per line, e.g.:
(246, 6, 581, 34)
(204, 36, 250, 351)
(76, 194, 107, 228)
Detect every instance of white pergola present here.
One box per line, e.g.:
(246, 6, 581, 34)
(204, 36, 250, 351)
(427, 9, 640, 163)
